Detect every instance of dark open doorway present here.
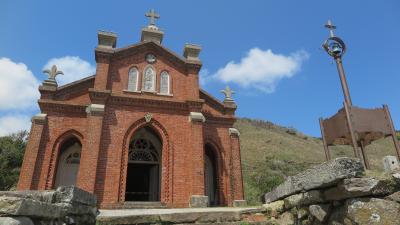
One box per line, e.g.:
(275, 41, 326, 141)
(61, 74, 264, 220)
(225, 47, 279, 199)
(125, 127, 161, 202)
(205, 143, 219, 206)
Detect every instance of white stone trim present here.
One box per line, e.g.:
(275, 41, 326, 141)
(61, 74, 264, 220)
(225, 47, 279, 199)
(86, 104, 105, 115)
(31, 113, 47, 122)
(229, 128, 240, 137)
(189, 112, 205, 123)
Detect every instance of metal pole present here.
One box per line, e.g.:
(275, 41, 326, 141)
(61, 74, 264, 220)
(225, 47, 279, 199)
(360, 141, 370, 170)
(335, 57, 353, 107)
(319, 118, 331, 161)
(383, 104, 400, 161)
(343, 102, 363, 163)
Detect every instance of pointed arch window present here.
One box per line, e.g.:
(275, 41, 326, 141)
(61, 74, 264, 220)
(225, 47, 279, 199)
(128, 67, 139, 91)
(160, 71, 170, 94)
(142, 66, 156, 92)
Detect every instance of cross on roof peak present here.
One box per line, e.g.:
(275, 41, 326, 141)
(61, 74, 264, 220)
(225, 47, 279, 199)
(324, 19, 337, 37)
(145, 9, 160, 26)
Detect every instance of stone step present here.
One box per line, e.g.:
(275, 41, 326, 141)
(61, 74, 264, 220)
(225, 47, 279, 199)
(97, 207, 267, 225)
(119, 201, 167, 209)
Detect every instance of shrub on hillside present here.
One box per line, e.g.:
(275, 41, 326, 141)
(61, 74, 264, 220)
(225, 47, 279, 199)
(0, 131, 28, 190)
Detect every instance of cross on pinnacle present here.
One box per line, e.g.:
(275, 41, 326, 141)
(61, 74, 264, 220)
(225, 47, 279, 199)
(145, 9, 160, 26)
(220, 86, 235, 102)
(324, 19, 336, 37)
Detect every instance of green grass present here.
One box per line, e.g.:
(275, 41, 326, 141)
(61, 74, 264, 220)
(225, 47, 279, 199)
(235, 118, 399, 205)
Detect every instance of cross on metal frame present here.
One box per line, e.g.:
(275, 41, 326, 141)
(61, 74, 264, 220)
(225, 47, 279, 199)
(324, 19, 336, 38)
(145, 9, 160, 26)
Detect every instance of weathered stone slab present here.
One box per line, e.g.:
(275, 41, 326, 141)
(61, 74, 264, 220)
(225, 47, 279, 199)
(264, 157, 364, 203)
(263, 200, 284, 217)
(55, 186, 96, 206)
(324, 177, 399, 201)
(283, 190, 324, 209)
(0, 196, 62, 218)
(0, 217, 34, 225)
(0, 190, 56, 203)
(385, 191, 400, 203)
(189, 195, 208, 208)
(345, 198, 400, 225)
(233, 200, 247, 207)
(309, 204, 331, 222)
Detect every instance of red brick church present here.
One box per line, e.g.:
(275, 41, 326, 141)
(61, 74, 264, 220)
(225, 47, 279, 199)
(17, 10, 245, 208)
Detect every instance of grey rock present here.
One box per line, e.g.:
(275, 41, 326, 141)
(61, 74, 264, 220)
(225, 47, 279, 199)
(0, 196, 62, 218)
(324, 177, 398, 201)
(383, 155, 400, 172)
(0, 217, 34, 225)
(55, 186, 96, 206)
(309, 204, 331, 222)
(345, 198, 400, 225)
(0, 190, 56, 203)
(283, 190, 324, 209)
(275, 211, 295, 225)
(385, 191, 400, 203)
(264, 157, 364, 203)
(263, 200, 285, 217)
(189, 195, 208, 208)
(232, 200, 247, 207)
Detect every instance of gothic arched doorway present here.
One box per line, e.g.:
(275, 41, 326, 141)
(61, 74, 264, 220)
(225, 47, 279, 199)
(204, 143, 219, 206)
(125, 126, 162, 201)
(54, 137, 82, 188)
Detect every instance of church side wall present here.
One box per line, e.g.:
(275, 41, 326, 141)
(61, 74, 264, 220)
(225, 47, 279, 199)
(35, 113, 88, 190)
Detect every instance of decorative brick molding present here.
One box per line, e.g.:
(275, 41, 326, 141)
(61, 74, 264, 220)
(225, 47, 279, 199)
(189, 112, 205, 123)
(229, 128, 240, 137)
(85, 104, 105, 116)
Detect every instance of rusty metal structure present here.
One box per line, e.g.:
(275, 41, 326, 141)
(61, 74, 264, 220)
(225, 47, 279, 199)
(319, 20, 400, 169)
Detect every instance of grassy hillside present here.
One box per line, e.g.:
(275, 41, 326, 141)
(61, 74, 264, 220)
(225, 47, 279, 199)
(235, 118, 400, 205)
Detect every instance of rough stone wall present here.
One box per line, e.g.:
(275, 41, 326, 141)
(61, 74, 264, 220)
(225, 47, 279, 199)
(0, 186, 97, 225)
(262, 157, 400, 225)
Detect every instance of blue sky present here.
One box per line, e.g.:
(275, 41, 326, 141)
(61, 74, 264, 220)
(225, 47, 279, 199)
(0, 0, 399, 137)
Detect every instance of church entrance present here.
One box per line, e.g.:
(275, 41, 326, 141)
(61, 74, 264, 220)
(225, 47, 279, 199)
(54, 137, 82, 188)
(204, 144, 219, 206)
(125, 127, 161, 202)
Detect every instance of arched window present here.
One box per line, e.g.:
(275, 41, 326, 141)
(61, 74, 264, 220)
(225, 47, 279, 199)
(54, 138, 82, 188)
(160, 71, 170, 94)
(127, 67, 138, 91)
(142, 66, 156, 92)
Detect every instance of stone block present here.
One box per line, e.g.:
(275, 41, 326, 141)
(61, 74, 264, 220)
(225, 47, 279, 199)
(0, 196, 62, 218)
(283, 190, 324, 209)
(0, 190, 56, 203)
(264, 157, 364, 203)
(189, 195, 208, 208)
(345, 198, 400, 225)
(55, 186, 97, 206)
(309, 204, 331, 222)
(188, 112, 205, 123)
(323, 177, 398, 201)
(0, 217, 33, 225)
(232, 200, 247, 207)
(262, 200, 285, 217)
(383, 156, 400, 172)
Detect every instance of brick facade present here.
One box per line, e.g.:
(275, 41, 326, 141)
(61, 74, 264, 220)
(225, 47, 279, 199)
(17, 32, 244, 208)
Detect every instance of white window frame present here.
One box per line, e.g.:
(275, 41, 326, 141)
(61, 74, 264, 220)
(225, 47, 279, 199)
(127, 67, 139, 92)
(159, 71, 170, 95)
(142, 65, 156, 92)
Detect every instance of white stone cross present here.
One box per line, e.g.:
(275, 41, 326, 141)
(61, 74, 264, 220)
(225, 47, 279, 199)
(145, 9, 160, 26)
(325, 19, 336, 38)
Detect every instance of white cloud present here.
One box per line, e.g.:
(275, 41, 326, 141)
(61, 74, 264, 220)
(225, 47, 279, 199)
(0, 58, 40, 110)
(0, 115, 31, 136)
(213, 48, 309, 93)
(43, 56, 95, 86)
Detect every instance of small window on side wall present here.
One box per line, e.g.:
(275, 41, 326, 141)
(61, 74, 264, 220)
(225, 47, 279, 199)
(160, 71, 170, 94)
(128, 67, 138, 91)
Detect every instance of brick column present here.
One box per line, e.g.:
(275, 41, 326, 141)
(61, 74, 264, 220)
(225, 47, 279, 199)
(17, 114, 47, 190)
(188, 112, 207, 207)
(229, 128, 246, 206)
(77, 104, 105, 193)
